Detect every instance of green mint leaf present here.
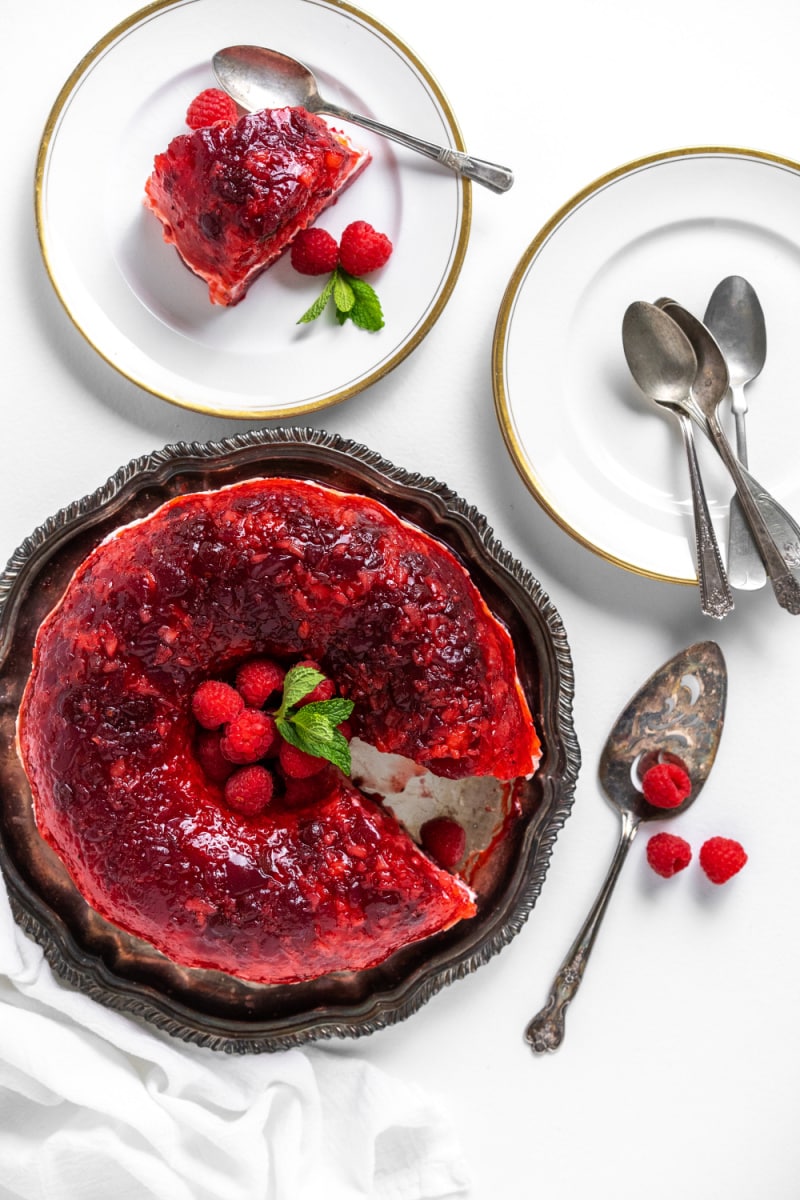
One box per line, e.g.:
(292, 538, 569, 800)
(291, 720, 351, 774)
(332, 269, 355, 314)
(279, 708, 353, 774)
(295, 269, 386, 333)
(276, 665, 325, 717)
(275, 715, 302, 747)
(291, 708, 336, 747)
(297, 275, 335, 324)
(299, 697, 354, 727)
(273, 665, 355, 774)
(320, 729, 352, 774)
(343, 274, 384, 331)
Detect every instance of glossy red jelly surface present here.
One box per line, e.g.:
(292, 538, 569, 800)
(144, 106, 370, 305)
(18, 479, 538, 984)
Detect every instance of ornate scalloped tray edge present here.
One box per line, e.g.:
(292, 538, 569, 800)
(0, 427, 580, 1052)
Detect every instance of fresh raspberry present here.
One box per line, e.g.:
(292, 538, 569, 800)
(646, 832, 692, 878)
(298, 679, 337, 706)
(279, 738, 327, 779)
(338, 221, 393, 276)
(224, 765, 275, 816)
(196, 730, 235, 783)
(235, 658, 285, 708)
(699, 837, 748, 884)
(419, 817, 466, 871)
(191, 680, 244, 730)
(185, 88, 239, 130)
(220, 710, 278, 764)
(290, 227, 340, 275)
(641, 762, 692, 809)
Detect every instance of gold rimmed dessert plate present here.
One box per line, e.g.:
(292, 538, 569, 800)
(36, 0, 470, 418)
(493, 147, 800, 585)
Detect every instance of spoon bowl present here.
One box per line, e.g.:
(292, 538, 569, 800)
(658, 300, 729, 412)
(215, 45, 318, 111)
(212, 45, 514, 193)
(704, 275, 767, 399)
(622, 300, 697, 406)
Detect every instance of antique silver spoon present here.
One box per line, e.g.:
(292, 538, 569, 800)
(212, 45, 514, 193)
(622, 302, 733, 618)
(526, 641, 727, 1053)
(660, 300, 800, 614)
(704, 277, 767, 591)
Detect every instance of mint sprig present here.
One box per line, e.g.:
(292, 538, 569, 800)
(297, 267, 384, 332)
(274, 665, 355, 774)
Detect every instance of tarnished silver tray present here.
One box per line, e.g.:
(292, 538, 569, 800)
(0, 428, 579, 1052)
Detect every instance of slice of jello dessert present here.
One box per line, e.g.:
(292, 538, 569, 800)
(144, 106, 370, 305)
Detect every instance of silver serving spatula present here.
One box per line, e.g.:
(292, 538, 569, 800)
(526, 641, 727, 1053)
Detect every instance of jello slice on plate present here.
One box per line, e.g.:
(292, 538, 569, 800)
(144, 106, 371, 305)
(18, 478, 540, 985)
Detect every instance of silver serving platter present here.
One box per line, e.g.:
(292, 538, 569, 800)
(0, 428, 580, 1052)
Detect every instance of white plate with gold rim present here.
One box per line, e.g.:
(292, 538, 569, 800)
(36, 0, 470, 419)
(493, 147, 800, 585)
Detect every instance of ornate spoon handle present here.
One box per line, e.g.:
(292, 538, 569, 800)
(320, 101, 514, 193)
(674, 410, 733, 618)
(526, 811, 640, 1053)
(682, 396, 800, 581)
(705, 411, 800, 613)
(738, 468, 800, 569)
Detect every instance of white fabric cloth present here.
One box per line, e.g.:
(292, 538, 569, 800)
(0, 880, 470, 1200)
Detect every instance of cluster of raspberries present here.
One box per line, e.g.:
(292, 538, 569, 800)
(640, 761, 747, 884)
(191, 657, 345, 817)
(290, 221, 393, 277)
(192, 657, 470, 875)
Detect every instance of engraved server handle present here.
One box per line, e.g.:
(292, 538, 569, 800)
(526, 811, 640, 1053)
(321, 101, 514, 193)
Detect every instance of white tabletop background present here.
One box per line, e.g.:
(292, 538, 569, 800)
(4, 1, 800, 1197)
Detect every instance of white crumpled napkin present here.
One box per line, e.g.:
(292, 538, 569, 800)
(0, 880, 470, 1200)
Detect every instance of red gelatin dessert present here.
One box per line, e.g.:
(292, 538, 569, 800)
(18, 479, 540, 985)
(144, 106, 370, 305)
